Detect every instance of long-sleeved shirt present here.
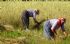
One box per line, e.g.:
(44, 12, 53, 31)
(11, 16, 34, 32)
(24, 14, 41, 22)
(26, 9, 36, 19)
(49, 19, 65, 32)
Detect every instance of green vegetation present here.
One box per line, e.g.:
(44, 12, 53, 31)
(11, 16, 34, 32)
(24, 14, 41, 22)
(0, 1, 70, 44)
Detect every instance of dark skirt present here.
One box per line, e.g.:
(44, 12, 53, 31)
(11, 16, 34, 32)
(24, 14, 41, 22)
(43, 20, 55, 40)
(21, 10, 29, 29)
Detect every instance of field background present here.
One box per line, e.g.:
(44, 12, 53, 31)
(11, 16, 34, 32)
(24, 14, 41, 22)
(0, 1, 70, 44)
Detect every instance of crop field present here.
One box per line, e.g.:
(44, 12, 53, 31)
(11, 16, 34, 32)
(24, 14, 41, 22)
(0, 1, 70, 44)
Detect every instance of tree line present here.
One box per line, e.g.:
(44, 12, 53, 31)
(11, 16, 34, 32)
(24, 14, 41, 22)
(0, 0, 70, 1)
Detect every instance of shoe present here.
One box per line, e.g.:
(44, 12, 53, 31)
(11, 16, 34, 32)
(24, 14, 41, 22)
(25, 28, 30, 32)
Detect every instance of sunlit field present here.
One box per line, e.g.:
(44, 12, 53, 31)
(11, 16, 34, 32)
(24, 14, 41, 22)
(0, 1, 70, 44)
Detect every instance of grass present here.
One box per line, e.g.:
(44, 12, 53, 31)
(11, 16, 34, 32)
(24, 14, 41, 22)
(0, 1, 70, 44)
